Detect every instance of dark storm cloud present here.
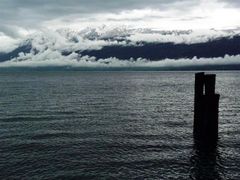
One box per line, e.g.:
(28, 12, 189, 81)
(0, 25, 22, 38)
(218, 0, 240, 7)
(1, 0, 240, 39)
(0, 0, 197, 13)
(0, 0, 199, 37)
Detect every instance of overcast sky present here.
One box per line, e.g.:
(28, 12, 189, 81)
(0, 0, 240, 39)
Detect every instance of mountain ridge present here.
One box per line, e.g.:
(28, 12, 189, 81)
(1, 27, 240, 65)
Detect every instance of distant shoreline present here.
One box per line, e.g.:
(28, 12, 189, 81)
(0, 66, 240, 72)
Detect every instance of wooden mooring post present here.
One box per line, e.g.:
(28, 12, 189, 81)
(194, 72, 220, 144)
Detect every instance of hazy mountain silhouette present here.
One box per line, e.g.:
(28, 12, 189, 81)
(80, 35, 240, 60)
(0, 35, 240, 62)
(0, 43, 32, 62)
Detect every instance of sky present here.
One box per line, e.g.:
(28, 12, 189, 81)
(0, 0, 240, 69)
(1, 0, 240, 39)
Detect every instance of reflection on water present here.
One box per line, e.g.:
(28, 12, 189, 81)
(190, 140, 225, 180)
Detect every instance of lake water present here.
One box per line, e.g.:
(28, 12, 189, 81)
(0, 71, 239, 179)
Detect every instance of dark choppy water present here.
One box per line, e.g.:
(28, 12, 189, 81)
(0, 71, 239, 179)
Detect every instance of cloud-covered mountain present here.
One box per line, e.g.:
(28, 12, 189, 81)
(0, 27, 240, 70)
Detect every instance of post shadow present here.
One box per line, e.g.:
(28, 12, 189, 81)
(190, 142, 223, 180)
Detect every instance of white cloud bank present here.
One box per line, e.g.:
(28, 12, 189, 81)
(0, 27, 240, 54)
(0, 26, 239, 70)
(0, 34, 21, 53)
(0, 51, 240, 69)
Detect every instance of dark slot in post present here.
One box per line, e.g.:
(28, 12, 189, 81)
(194, 72, 220, 144)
